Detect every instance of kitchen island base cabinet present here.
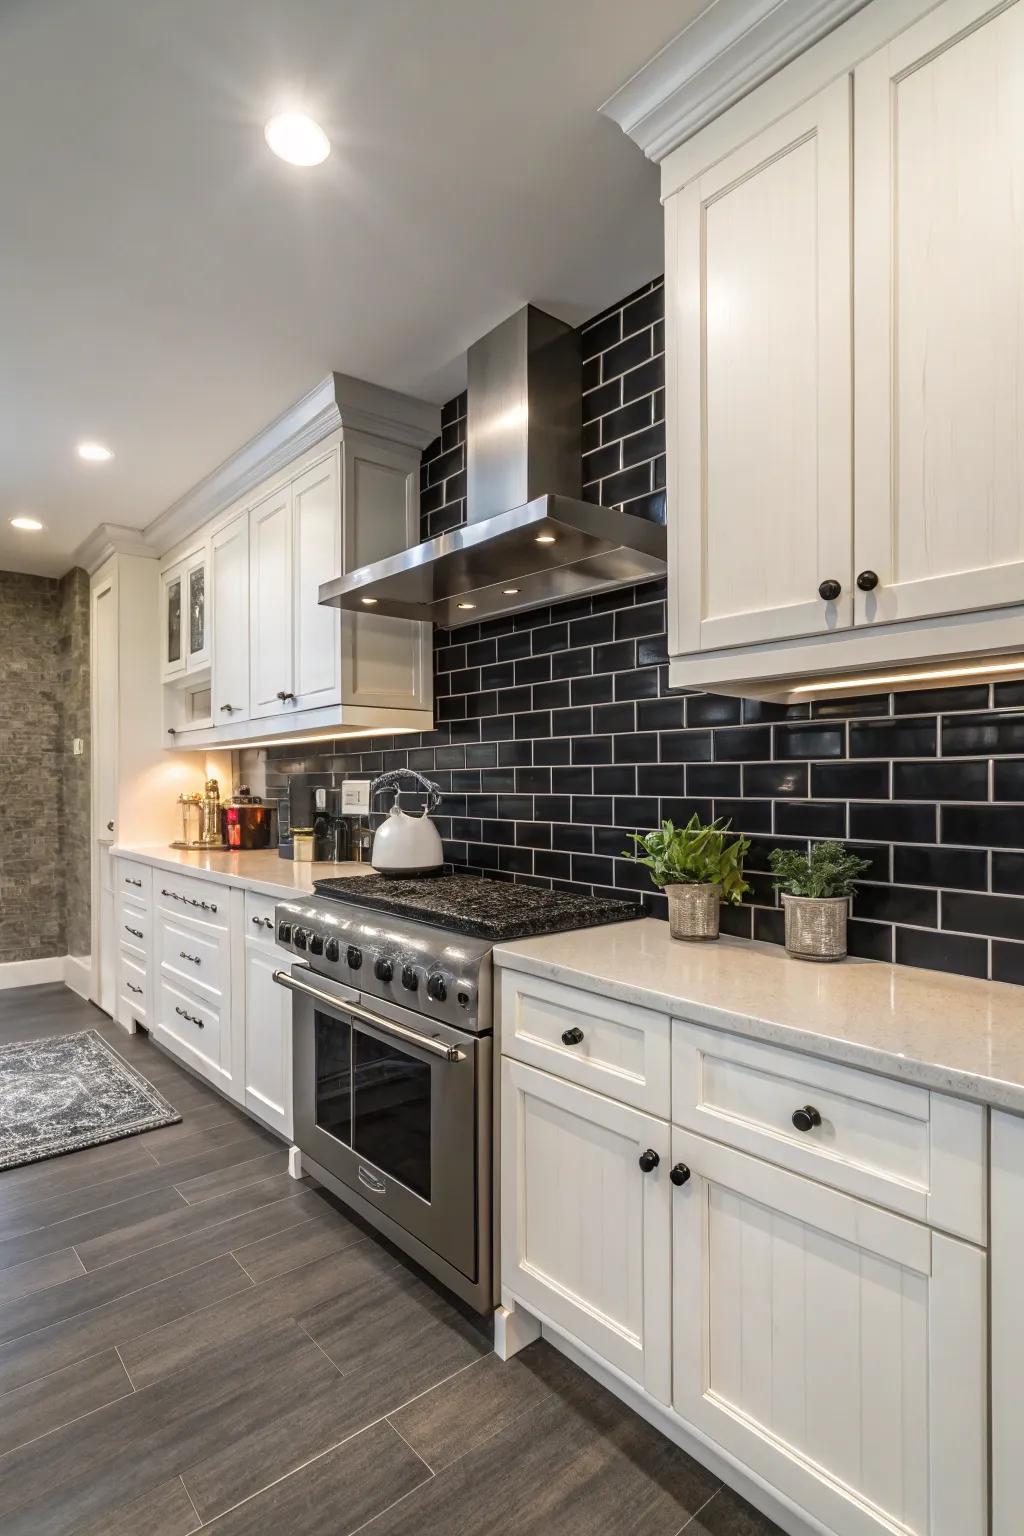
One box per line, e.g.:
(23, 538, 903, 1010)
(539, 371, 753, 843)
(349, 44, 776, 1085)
(672, 1128, 987, 1536)
(500, 1058, 671, 1404)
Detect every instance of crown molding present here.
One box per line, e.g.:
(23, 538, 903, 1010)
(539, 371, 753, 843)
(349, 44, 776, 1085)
(73, 522, 158, 575)
(75, 372, 441, 575)
(600, 0, 870, 162)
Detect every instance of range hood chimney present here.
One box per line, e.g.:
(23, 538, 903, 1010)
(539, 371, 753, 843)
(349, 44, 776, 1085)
(318, 304, 667, 627)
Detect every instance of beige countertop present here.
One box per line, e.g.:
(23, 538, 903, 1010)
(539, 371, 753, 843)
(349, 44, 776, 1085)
(111, 844, 374, 902)
(494, 918, 1024, 1112)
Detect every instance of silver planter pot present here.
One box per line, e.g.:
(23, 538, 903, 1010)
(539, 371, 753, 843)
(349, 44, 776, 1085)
(665, 882, 721, 941)
(781, 892, 850, 961)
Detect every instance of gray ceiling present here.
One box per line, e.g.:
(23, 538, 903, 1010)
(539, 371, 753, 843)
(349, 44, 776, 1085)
(0, 0, 706, 576)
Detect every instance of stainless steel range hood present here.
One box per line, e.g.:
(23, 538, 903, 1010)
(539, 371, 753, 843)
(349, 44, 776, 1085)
(318, 305, 667, 627)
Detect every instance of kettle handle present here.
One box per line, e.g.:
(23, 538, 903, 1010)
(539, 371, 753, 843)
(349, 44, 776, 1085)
(370, 768, 442, 815)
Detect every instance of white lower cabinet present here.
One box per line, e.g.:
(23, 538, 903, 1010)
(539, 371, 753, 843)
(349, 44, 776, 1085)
(672, 1126, 987, 1536)
(500, 1057, 671, 1403)
(243, 930, 293, 1139)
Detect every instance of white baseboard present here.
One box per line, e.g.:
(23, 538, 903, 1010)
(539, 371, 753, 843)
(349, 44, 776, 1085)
(0, 956, 68, 990)
(64, 955, 92, 1000)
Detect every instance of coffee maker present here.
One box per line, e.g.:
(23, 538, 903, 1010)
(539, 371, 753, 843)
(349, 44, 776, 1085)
(286, 779, 351, 862)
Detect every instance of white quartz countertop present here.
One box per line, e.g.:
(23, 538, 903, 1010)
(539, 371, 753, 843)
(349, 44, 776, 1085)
(494, 919, 1024, 1112)
(111, 844, 374, 902)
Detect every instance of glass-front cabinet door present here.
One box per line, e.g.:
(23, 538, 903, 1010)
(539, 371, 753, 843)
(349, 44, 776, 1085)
(160, 563, 185, 680)
(186, 550, 209, 668)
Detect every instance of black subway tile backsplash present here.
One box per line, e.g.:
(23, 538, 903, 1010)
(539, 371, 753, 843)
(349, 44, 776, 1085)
(260, 276, 1024, 989)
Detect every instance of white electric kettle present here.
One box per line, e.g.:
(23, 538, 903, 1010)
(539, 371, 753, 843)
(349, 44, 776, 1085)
(369, 769, 444, 876)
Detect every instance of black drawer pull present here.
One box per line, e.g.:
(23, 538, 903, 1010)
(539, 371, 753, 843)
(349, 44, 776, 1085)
(126, 981, 143, 995)
(638, 1149, 660, 1173)
(792, 1105, 822, 1133)
(174, 1005, 205, 1029)
(179, 951, 201, 965)
(561, 1027, 585, 1046)
(124, 877, 142, 887)
(124, 925, 144, 939)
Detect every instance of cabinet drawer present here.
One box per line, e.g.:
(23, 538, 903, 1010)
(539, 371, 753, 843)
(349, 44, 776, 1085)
(155, 871, 227, 927)
(672, 1019, 986, 1243)
(118, 949, 147, 1023)
(500, 969, 670, 1117)
(157, 974, 222, 1070)
(117, 894, 150, 958)
(157, 909, 227, 1001)
(117, 861, 152, 904)
(244, 890, 279, 943)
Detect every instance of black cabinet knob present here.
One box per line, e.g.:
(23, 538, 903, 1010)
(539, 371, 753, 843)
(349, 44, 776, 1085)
(856, 569, 879, 592)
(792, 1105, 822, 1133)
(638, 1149, 660, 1173)
(670, 1163, 691, 1186)
(818, 579, 842, 602)
(374, 957, 394, 983)
(561, 1027, 585, 1046)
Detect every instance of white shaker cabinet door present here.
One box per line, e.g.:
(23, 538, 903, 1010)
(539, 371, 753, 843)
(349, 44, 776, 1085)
(854, 0, 1024, 625)
(211, 515, 250, 725)
(292, 453, 341, 712)
(672, 1127, 987, 1536)
(668, 75, 852, 655)
(244, 939, 292, 1140)
(249, 484, 293, 718)
(501, 1059, 671, 1403)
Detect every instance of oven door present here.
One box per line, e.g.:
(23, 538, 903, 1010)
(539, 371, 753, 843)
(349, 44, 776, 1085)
(278, 962, 481, 1282)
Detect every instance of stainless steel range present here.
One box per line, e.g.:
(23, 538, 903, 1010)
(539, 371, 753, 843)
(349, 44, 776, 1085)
(273, 874, 639, 1312)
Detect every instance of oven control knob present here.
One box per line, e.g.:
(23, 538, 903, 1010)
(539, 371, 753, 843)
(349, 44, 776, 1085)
(346, 946, 363, 971)
(324, 937, 340, 963)
(401, 965, 419, 992)
(374, 957, 394, 983)
(427, 973, 448, 1003)
(293, 928, 308, 951)
(308, 933, 324, 956)
(277, 921, 292, 944)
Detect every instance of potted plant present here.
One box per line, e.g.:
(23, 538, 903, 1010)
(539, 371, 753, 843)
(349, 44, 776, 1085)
(625, 814, 750, 942)
(768, 841, 872, 962)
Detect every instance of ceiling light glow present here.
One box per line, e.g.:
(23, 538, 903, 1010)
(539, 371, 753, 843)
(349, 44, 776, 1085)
(10, 516, 43, 531)
(264, 112, 331, 167)
(77, 441, 113, 462)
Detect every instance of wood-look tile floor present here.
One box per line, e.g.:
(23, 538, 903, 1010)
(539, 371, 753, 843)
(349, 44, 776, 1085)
(0, 983, 783, 1535)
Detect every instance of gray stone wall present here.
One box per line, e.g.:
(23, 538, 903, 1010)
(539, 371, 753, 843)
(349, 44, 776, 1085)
(59, 569, 90, 957)
(0, 568, 90, 963)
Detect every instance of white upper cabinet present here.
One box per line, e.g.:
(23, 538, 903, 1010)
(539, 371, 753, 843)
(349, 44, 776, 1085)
(292, 453, 341, 711)
(669, 78, 852, 654)
(159, 562, 186, 682)
(854, 0, 1024, 627)
(211, 514, 250, 724)
(160, 545, 209, 681)
(661, 0, 1024, 697)
(249, 481, 295, 718)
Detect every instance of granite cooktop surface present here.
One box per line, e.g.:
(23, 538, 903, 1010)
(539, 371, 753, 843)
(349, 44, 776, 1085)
(311, 872, 642, 941)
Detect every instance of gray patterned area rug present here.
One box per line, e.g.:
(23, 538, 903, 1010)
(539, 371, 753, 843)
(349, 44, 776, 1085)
(0, 1029, 181, 1171)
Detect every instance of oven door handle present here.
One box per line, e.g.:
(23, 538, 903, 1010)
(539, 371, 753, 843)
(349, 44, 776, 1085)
(272, 966, 465, 1063)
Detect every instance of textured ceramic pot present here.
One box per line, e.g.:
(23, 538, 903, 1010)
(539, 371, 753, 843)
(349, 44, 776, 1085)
(782, 892, 849, 961)
(665, 882, 721, 941)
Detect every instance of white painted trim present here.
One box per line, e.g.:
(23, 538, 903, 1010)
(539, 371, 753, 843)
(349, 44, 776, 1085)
(63, 954, 92, 1000)
(0, 956, 68, 990)
(143, 374, 439, 562)
(164, 699, 432, 750)
(494, 1301, 542, 1361)
(73, 523, 157, 576)
(600, 0, 870, 163)
(991, 1109, 1024, 1536)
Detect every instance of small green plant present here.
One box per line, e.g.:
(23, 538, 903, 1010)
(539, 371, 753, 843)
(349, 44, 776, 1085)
(625, 815, 750, 904)
(768, 840, 871, 899)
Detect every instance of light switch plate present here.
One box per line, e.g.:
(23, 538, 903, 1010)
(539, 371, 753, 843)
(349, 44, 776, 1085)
(72, 737, 84, 756)
(341, 779, 371, 813)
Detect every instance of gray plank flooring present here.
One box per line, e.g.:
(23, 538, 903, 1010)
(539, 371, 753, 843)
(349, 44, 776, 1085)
(0, 982, 782, 1534)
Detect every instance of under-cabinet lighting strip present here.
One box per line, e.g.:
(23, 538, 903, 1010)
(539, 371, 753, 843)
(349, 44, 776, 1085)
(792, 658, 1024, 695)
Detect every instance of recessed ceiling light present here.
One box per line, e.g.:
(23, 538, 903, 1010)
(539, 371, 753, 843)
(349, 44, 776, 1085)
(10, 516, 43, 532)
(456, 602, 476, 611)
(535, 533, 556, 545)
(502, 587, 520, 596)
(264, 112, 331, 167)
(77, 441, 113, 462)
(360, 597, 379, 606)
